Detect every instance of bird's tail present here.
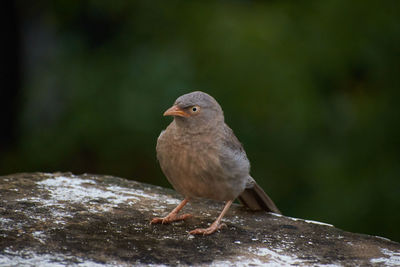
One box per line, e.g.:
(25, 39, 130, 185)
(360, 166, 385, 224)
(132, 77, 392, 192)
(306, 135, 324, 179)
(238, 178, 281, 214)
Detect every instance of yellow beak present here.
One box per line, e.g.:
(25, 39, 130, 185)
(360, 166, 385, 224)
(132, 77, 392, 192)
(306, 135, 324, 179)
(163, 105, 189, 117)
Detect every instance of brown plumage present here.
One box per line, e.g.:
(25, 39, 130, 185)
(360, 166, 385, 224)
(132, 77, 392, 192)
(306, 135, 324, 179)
(151, 91, 281, 235)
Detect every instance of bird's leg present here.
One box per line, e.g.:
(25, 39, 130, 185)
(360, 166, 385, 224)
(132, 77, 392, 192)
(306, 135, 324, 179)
(151, 198, 192, 224)
(189, 200, 233, 235)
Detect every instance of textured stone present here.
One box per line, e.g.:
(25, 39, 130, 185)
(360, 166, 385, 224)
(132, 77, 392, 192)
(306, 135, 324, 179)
(0, 172, 399, 266)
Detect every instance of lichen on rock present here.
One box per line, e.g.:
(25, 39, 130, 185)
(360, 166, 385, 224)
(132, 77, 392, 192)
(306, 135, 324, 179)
(1, 172, 399, 266)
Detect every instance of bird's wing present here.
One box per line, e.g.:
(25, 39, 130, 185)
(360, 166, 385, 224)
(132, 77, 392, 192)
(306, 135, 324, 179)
(221, 124, 246, 154)
(219, 125, 281, 214)
(218, 124, 250, 178)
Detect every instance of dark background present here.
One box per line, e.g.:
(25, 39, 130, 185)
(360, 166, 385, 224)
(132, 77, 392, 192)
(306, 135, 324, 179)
(1, 1, 399, 241)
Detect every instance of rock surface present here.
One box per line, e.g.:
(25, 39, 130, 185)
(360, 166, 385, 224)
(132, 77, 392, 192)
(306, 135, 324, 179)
(0, 172, 399, 266)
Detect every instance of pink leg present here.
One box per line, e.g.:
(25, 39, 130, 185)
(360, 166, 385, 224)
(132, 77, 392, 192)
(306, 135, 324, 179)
(189, 200, 233, 235)
(151, 198, 192, 224)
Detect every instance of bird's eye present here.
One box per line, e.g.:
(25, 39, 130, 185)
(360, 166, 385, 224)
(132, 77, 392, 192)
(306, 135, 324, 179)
(190, 105, 200, 114)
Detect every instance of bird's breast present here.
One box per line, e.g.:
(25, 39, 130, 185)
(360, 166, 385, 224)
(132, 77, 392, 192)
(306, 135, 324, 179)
(156, 129, 243, 201)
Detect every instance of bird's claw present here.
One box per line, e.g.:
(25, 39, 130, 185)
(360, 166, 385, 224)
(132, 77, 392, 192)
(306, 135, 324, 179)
(189, 222, 227, 235)
(150, 213, 192, 224)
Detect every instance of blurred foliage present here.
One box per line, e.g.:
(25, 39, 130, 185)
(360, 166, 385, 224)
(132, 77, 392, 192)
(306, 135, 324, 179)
(2, 0, 400, 241)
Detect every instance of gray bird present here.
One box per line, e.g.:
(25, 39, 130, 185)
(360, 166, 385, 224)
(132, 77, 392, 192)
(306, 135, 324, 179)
(151, 91, 281, 235)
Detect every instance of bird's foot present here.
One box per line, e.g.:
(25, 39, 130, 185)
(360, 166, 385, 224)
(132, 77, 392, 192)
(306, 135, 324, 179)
(150, 213, 192, 224)
(189, 222, 227, 235)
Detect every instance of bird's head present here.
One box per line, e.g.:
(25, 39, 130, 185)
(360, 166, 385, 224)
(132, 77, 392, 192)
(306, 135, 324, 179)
(163, 91, 224, 130)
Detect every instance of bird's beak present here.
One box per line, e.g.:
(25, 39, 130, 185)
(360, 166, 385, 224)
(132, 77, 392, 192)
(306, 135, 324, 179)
(163, 105, 189, 117)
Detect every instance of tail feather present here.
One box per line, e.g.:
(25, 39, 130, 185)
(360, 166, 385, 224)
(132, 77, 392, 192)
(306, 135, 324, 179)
(238, 181, 281, 214)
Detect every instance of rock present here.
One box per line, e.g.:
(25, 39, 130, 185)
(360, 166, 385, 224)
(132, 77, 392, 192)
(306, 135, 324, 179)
(0, 172, 399, 266)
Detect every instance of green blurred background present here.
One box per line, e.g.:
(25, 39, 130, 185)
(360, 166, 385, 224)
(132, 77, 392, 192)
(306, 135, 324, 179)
(1, 1, 399, 241)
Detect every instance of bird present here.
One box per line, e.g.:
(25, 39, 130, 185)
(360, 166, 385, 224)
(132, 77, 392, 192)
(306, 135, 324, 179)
(151, 91, 281, 235)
